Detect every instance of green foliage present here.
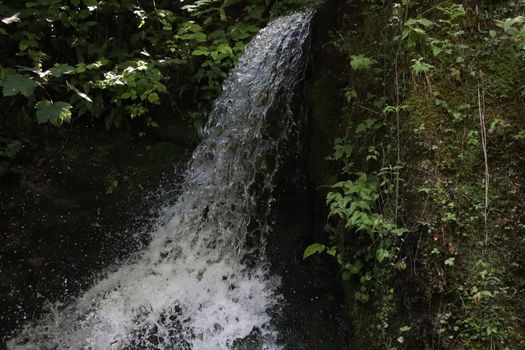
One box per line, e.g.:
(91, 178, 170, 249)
(35, 100, 72, 126)
(306, 135, 408, 304)
(303, 243, 326, 259)
(1, 74, 37, 97)
(350, 54, 376, 71)
(313, 1, 525, 348)
(398, 2, 525, 348)
(410, 57, 434, 75)
(0, 0, 313, 130)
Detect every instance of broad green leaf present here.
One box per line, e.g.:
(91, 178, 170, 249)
(35, 100, 73, 126)
(303, 243, 326, 260)
(417, 18, 433, 27)
(216, 43, 233, 56)
(1, 74, 37, 97)
(147, 92, 160, 104)
(192, 47, 209, 56)
(50, 64, 76, 77)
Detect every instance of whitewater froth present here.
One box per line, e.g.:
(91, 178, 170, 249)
(7, 10, 313, 350)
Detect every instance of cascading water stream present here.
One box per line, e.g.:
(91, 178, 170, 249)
(7, 10, 313, 350)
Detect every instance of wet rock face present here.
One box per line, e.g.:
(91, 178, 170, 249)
(0, 128, 191, 342)
(263, 3, 351, 349)
(305, 1, 346, 193)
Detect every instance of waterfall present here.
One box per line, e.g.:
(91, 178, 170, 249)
(7, 10, 314, 350)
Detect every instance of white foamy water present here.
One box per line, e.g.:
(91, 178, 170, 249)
(7, 10, 313, 350)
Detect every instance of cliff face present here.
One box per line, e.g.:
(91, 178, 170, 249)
(306, 1, 525, 348)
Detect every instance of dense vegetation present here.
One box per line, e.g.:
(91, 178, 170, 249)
(305, 0, 525, 348)
(0, 0, 316, 176)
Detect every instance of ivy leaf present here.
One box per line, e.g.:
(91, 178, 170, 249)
(1, 74, 37, 97)
(50, 64, 76, 77)
(303, 243, 326, 260)
(35, 100, 73, 126)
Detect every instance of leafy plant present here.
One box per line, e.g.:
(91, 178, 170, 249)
(306, 137, 408, 304)
(350, 54, 376, 71)
(0, 0, 312, 130)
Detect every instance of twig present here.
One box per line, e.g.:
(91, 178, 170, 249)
(354, 103, 382, 116)
(394, 45, 402, 224)
(478, 74, 489, 246)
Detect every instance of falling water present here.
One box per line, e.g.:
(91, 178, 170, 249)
(7, 10, 314, 350)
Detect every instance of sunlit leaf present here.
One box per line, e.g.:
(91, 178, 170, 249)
(147, 92, 160, 104)
(1, 13, 20, 24)
(35, 100, 73, 126)
(50, 64, 76, 77)
(303, 243, 326, 260)
(350, 55, 376, 71)
(67, 82, 93, 102)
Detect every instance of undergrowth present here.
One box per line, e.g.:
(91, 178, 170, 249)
(306, 0, 525, 348)
(0, 0, 319, 176)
